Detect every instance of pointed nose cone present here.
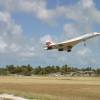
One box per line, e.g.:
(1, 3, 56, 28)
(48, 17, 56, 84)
(94, 32, 100, 35)
(98, 33, 100, 35)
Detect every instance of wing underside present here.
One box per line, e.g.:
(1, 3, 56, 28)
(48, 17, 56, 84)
(51, 39, 81, 51)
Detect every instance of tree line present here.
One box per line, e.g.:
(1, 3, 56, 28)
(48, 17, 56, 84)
(0, 64, 100, 76)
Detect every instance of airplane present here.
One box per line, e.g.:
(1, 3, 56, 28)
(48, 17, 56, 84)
(44, 32, 100, 52)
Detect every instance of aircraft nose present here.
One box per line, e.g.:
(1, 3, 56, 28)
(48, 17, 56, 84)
(94, 32, 100, 35)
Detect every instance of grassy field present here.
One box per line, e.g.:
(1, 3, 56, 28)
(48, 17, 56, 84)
(0, 76, 100, 100)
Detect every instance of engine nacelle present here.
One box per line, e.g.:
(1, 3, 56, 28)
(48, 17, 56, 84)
(58, 48, 64, 51)
(67, 49, 71, 52)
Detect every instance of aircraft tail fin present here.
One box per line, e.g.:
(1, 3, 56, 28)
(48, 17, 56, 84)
(44, 40, 54, 50)
(46, 41, 53, 46)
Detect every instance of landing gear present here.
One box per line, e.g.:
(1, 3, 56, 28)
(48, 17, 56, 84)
(67, 46, 72, 52)
(58, 48, 64, 51)
(67, 49, 71, 52)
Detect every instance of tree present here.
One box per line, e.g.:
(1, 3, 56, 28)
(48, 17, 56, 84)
(96, 68, 100, 76)
(33, 66, 42, 75)
(0, 68, 9, 75)
(6, 65, 16, 74)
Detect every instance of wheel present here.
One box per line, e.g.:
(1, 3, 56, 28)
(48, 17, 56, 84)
(67, 49, 71, 52)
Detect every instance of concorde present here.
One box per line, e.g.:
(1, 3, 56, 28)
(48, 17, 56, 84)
(44, 32, 100, 52)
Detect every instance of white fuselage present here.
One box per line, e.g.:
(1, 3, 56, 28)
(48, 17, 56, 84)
(59, 32, 100, 45)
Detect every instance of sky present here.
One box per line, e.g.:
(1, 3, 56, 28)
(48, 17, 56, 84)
(0, 0, 100, 67)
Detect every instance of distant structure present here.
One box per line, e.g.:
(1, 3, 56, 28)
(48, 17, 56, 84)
(71, 71, 96, 77)
(48, 71, 96, 77)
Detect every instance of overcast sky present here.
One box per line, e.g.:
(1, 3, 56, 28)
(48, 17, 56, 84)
(0, 0, 100, 67)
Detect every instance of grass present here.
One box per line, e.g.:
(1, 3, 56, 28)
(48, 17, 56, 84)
(0, 76, 100, 100)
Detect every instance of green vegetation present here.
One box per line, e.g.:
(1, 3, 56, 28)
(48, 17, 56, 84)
(0, 64, 100, 76)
